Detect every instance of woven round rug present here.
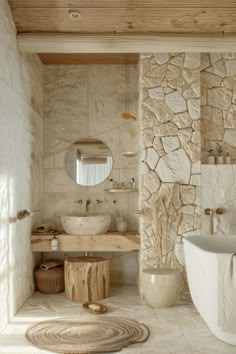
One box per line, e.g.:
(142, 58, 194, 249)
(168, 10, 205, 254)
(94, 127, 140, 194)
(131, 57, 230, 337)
(25, 316, 150, 353)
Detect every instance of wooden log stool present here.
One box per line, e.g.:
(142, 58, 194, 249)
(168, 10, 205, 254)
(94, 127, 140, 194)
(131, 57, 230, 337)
(64, 257, 110, 302)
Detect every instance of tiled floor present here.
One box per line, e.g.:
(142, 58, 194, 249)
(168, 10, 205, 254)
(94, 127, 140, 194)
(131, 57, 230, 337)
(0, 286, 235, 354)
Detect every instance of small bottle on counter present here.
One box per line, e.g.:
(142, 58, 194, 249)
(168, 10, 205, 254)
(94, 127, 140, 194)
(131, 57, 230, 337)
(207, 150, 215, 164)
(216, 144, 224, 164)
(51, 237, 58, 251)
(115, 213, 128, 233)
(225, 152, 231, 164)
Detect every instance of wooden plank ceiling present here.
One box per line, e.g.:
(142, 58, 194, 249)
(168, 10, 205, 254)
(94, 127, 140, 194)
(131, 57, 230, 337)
(8, 0, 236, 64)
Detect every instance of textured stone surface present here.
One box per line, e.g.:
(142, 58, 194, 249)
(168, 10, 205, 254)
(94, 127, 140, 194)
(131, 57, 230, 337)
(207, 88, 232, 110)
(161, 136, 180, 153)
(165, 91, 187, 113)
(146, 147, 159, 170)
(224, 130, 236, 147)
(154, 122, 178, 136)
(140, 53, 201, 273)
(173, 112, 192, 128)
(144, 98, 173, 123)
(0, 0, 43, 333)
(156, 149, 191, 184)
(201, 53, 236, 162)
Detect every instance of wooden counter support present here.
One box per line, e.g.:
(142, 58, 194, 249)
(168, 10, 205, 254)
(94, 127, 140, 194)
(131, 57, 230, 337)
(65, 257, 110, 302)
(31, 232, 140, 252)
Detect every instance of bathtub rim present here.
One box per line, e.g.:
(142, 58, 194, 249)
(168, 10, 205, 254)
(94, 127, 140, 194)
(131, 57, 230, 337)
(183, 235, 236, 255)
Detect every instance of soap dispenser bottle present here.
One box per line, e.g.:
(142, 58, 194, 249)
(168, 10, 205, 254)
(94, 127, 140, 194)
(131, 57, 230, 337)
(115, 212, 128, 233)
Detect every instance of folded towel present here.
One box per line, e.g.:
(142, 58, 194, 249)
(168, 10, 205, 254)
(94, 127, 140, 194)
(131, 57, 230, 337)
(33, 223, 60, 235)
(40, 259, 63, 271)
(218, 253, 236, 332)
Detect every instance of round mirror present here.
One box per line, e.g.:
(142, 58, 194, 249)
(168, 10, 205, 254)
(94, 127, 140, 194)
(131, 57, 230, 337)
(65, 138, 113, 187)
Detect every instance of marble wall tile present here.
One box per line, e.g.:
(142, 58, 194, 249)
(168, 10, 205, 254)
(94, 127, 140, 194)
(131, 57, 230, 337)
(43, 65, 88, 155)
(44, 168, 87, 193)
(0, 0, 43, 333)
(201, 165, 236, 235)
(88, 65, 126, 136)
(43, 63, 139, 284)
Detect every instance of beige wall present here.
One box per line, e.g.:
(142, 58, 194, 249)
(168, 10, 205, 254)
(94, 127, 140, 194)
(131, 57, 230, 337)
(0, 0, 43, 332)
(201, 53, 236, 163)
(43, 64, 139, 284)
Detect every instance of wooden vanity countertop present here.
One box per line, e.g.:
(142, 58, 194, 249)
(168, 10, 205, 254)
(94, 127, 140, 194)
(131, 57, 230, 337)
(31, 232, 140, 252)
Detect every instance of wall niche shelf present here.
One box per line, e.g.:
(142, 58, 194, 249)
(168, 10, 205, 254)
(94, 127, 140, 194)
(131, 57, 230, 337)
(121, 152, 138, 158)
(105, 188, 138, 193)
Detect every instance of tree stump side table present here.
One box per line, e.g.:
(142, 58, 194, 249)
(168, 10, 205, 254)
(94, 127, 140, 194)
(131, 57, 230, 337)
(64, 257, 110, 302)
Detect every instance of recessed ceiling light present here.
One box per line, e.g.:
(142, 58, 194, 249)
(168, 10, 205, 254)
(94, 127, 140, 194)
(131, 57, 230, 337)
(69, 10, 81, 20)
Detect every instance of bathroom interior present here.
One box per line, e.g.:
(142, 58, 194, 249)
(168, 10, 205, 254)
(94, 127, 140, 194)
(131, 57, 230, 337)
(2, 1, 236, 353)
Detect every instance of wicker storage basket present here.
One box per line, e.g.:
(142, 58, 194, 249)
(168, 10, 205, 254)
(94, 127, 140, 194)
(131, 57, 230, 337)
(34, 266, 65, 294)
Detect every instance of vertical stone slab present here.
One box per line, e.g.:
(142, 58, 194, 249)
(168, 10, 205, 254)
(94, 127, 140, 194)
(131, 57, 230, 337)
(139, 53, 201, 292)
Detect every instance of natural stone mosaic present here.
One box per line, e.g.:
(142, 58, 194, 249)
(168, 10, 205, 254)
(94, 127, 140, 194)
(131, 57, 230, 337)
(201, 53, 236, 162)
(140, 53, 201, 269)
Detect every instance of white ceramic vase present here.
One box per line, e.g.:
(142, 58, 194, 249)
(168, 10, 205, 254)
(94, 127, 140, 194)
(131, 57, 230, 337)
(142, 268, 183, 308)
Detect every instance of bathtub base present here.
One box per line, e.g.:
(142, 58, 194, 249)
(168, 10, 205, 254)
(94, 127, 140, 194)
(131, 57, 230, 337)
(184, 235, 236, 346)
(210, 325, 236, 346)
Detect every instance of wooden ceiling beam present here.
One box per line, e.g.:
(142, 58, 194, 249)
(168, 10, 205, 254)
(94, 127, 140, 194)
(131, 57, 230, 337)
(17, 33, 236, 53)
(9, 7, 236, 34)
(38, 53, 139, 64)
(8, 0, 236, 8)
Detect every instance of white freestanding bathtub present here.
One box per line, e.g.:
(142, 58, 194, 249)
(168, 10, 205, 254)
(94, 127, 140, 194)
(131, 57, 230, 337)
(184, 235, 236, 345)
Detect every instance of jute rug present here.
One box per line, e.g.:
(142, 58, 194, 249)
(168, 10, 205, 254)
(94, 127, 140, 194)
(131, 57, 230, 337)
(25, 316, 150, 353)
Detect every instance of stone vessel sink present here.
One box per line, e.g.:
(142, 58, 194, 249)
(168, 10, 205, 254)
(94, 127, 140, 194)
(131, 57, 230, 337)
(61, 214, 111, 236)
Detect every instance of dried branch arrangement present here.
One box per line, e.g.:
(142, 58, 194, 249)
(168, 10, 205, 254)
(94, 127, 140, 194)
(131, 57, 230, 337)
(137, 183, 183, 269)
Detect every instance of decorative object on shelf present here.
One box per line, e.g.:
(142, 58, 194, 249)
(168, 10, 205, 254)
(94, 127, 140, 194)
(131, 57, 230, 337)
(208, 149, 215, 164)
(25, 317, 150, 354)
(115, 213, 128, 233)
(51, 236, 58, 251)
(33, 223, 60, 235)
(39, 259, 63, 271)
(225, 152, 231, 164)
(216, 143, 224, 164)
(82, 301, 108, 314)
(137, 183, 183, 307)
(64, 257, 110, 302)
(105, 188, 137, 193)
(121, 112, 137, 120)
(122, 151, 138, 158)
(34, 266, 65, 294)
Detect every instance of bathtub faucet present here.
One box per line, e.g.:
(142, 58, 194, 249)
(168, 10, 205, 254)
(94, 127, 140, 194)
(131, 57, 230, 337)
(205, 207, 224, 235)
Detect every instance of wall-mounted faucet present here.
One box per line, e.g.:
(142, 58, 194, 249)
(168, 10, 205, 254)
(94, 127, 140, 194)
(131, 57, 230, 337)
(205, 207, 224, 235)
(86, 199, 91, 212)
(74, 199, 83, 204)
(95, 199, 104, 205)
